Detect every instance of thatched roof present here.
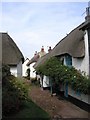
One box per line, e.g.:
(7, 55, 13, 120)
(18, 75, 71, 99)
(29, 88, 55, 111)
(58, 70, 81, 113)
(34, 52, 52, 68)
(1, 33, 24, 65)
(79, 20, 90, 30)
(34, 22, 85, 69)
(27, 47, 46, 66)
(27, 54, 39, 66)
(51, 22, 85, 58)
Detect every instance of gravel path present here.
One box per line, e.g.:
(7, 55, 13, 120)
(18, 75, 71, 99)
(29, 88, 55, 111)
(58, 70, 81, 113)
(29, 85, 89, 119)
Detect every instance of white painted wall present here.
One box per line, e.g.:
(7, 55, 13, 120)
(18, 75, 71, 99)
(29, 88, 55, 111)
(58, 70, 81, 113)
(17, 61, 22, 77)
(30, 62, 36, 78)
(72, 30, 89, 76)
(10, 66, 17, 77)
(10, 61, 23, 77)
(22, 59, 29, 77)
(68, 86, 90, 104)
(43, 75, 50, 88)
(37, 75, 50, 88)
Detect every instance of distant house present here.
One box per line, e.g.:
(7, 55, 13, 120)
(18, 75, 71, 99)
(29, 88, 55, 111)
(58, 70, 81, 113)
(22, 58, 29, 77)
(34, 47, 52, 88)
(27, 52, 39, 78)
(1, 33, 24, 77)
(27, 46, 46, 78)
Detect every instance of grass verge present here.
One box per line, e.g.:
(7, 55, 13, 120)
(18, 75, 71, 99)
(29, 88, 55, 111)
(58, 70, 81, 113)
(3, 99, 51, 120)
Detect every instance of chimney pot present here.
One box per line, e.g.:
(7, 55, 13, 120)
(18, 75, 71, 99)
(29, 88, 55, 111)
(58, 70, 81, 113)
(41, 46, 44, 52)
(34, 51, 37, 56)
(48, 46, 52, 52)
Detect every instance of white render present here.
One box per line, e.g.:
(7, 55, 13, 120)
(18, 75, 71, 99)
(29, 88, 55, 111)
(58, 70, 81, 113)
(43, 75, 50, 88)
(68, 86, 90, 104)
(22, 59, 29, 77)
(72, 30, 89, 76)
(10, 66, 17, 77)
(64, 30, 89, 76)
(17, 61, 22, 77)
(30, 62, 36, 78)
(10, 61, 23, 77)
(37, 75, 50, 88)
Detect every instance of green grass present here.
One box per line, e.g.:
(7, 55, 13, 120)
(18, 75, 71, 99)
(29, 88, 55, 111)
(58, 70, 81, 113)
(3, 100, 51, 120)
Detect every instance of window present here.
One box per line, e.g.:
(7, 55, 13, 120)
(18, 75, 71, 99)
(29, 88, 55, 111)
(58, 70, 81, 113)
(65, 54, 72, 67)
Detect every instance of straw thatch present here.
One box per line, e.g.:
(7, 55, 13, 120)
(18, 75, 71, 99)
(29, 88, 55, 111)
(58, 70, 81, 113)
(1, 33, 24, 65)
(34, 22, 86, 68)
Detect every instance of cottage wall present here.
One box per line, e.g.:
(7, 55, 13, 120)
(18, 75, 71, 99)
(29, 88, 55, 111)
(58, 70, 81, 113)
(72, 30, 89, 76)
(68, 86, 90, 104)
(10, 66, 17, 77)
(30, 62, 36, 78)
(22, 59, 29, 77)
(17, 61, 22, 77)
(43, 75, 50, 88)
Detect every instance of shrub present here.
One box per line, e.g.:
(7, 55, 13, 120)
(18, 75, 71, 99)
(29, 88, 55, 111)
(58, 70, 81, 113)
(36, 57, 90, 94)
(2, 65, 30, 116)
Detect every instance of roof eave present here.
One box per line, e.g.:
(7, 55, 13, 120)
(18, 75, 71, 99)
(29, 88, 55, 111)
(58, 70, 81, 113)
(79, 22, 90, 30)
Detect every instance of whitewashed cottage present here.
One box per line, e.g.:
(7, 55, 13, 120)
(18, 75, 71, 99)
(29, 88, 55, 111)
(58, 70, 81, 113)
(1, 33, 24, 77)
(34, 4, 90, 105)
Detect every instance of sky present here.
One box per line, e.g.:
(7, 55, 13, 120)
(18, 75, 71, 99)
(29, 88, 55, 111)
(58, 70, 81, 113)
(1, 1, 88, 59)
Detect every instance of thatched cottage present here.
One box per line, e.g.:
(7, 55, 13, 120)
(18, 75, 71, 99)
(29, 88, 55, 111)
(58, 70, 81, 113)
(1, 33, 24, 77)
(35, 5, 90, 77)
(34, 5, 90, 106)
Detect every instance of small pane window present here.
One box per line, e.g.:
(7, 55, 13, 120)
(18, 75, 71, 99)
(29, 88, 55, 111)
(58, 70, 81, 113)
(65, 55, 72, 67)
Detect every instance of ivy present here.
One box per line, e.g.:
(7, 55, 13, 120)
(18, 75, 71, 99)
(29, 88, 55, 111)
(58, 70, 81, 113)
(36, 57, 90, 95)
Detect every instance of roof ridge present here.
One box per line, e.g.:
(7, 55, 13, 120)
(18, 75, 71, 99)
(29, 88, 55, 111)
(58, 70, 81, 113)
(54, 22, 85, 49)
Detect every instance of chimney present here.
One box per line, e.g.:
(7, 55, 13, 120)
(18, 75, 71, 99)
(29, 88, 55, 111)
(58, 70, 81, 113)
(85, 1, 90, 22)
(41, 46, 44, 52)
(34, 51, 37, 56)
(48, 46, 52, 52)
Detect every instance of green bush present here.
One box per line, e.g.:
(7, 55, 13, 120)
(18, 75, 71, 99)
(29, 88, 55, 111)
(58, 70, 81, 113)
(2, 65, 30, 116)
(36, 57, 90, 94)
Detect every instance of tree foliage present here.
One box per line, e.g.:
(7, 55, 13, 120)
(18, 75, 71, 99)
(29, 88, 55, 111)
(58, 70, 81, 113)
(36, 57, 90, 94)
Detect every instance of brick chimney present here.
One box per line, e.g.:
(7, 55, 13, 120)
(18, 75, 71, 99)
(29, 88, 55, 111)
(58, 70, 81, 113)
(34, 51, 37, 56)
(48, 46, 52, 52)
(41, 46, 44, 52)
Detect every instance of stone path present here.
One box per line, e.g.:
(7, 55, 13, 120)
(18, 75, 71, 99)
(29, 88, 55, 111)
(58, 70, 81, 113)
(29, 85, 89, 119)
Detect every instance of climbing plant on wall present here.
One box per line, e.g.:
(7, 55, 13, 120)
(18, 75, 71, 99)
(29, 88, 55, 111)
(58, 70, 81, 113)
(36, 57, 90, 94)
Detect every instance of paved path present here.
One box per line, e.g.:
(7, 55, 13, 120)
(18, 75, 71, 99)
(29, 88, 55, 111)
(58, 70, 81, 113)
(29, 86, 89, 119)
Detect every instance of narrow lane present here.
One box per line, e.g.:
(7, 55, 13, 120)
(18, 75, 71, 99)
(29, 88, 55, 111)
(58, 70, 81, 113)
(29, 86, 89, 119)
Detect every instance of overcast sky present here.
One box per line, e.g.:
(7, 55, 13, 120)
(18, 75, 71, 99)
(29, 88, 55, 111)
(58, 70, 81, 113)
(1, 1, 88, 59)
